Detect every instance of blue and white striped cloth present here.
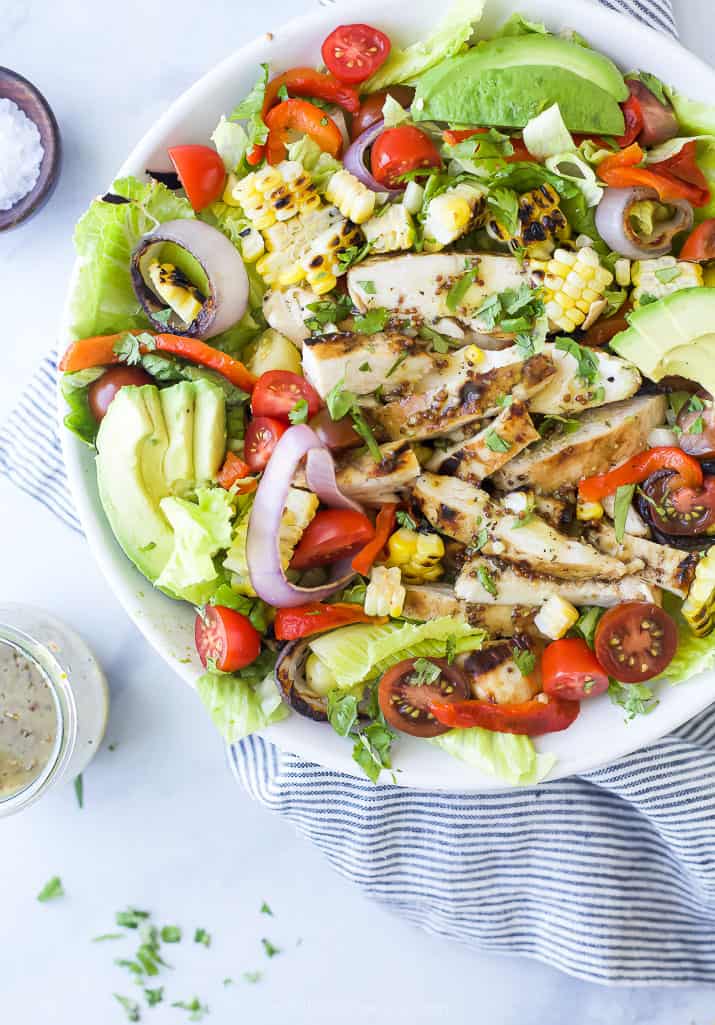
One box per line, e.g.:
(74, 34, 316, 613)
(6, 0, 715, 987)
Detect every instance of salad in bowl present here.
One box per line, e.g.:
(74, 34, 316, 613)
(60, 0, 715, 785)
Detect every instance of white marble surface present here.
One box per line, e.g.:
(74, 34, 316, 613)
(1, 1, 715, 1021)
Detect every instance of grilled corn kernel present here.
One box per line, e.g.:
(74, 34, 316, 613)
(386, 528, 445, 583)
(423, 185, 486, 252)
(631, 256, 704, 306)
(325, 169, 376, 225)
(534, 595, 580, 640)
(577, 500, 604, 522)
(487, 183, 570, 258)
(615, 258, 632, 287)
(237, 227, 265, 262)
(146, 261, 204, 325)
(462, 345, 485, 368)
(279, 487, 319, 569)
(364, 565, 406, 617)
(223, 513, 256, 597)
(683, 548, 715, 637)
(301, 216, 364, 295)
(362, 204, 415, 253)
(231, 161, 321, 231)
(256, 205, 342, 289)
(539, 247, 614, 333)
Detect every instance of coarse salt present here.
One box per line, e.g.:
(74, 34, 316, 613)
(0, 97, 44, 211)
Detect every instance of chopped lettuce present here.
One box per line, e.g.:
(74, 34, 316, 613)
(229, 63, 269, 155)
(308, 617, 486, 689)
(363, 0, 485, 93)
(60, 368, 104, 446)
(196, 654, 288, 744)
(494, 12, 548, 37)
(522, 104, 575, 161)
(544, 152, 603, 207)
(211, 116, 249, 173)
(156, 488, 234, 601)
(285, 135, 342, 191)
(659, 595, 715, 684)
(381, 94, 411, 128)
(431, 729, 556, 785)
(70, 177, 194, 339)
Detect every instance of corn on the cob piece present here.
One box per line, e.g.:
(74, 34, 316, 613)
(682, 548, 715, 637)
(615, 258, 632, 288)
(631, 256, 703, 307)
(534, 595, 580, 640)
(279, 487, 319, 569)
(301, 217, 364, 295)
(386, 528, 445, 583)
(237, 226, 265, 263)
(256, 206, 340, 289)
(364, 565, 406, 617)
(325, 169, 376, 225)
(362, 204, 415, 254)
(534, 246, 614, 333)
(423, 184, 486, 252)
(487, 183, 570, 259)
(229, 161, 321, 230)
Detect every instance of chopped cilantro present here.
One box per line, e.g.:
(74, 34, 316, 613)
(194, 928, 211, 948)
(353, 307, 389, 334)
(396, 510, 417, 531)
(326, 690, 359, 737)
(261, 938, 282, 958)
(160, 926, 182, 943)
(288, 398, 309, 424)
(609, 680, 659, 720)
(336, 240, 372, 270)
(411, 658, 442, 686)
(358, 280, 376, 294)
(144, 988, 164, 1007)
(512, 648, 536, 675)
(538, 415, 580, 437)
(485, 430, 511, 453)
(359, 361, 371, 372)
(418, 323, 461, 353)
(152, 307, 173, 326)
(386, 350, 410, 378)
(554, 337, 599, 386)
(116, 908, 150, 929)
(114, 994, 141, 1022)
(74, 773, 84, 809)
(304, 294, 353, 333)
(446, 264, 480, 312)
(92, 933, 123, 943)
(477, 565, 498, 597)
(473, 527, 488, 551)
(242, 972, 262, 984)
(171, 997, 209, 1021)
(352, 723, 394, 783)
(260, 902, 273, 916)
(37, 876, 64, 902)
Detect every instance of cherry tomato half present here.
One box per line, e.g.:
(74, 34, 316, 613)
(350, 86, 415, 141)
(428, 693, 580, 736)
(680, 219, 715, 262)
(321, 24, 391, 85)
(542, 638, 609, 702)
(290, 509, 375, 570)
(594, 602, 678, 683)
(378, 658, 469, 738)
(638, 470, 715, 536)
(168, 145, 226, 212)
(244, 416, 286, 473)
(88, 366, 153, 422)
(617, 92, 645, 149)
(194, 606, 261, 672)
(251, 370, 322, 422)
(370, 126, 442, 189)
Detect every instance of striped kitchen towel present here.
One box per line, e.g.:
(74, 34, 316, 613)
(5, 0, 715, 988)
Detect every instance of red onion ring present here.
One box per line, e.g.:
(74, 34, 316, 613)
(595, 186, 694, 260)
(246, 426, 355, 607)
(342, 120, 403, 195)
(305, 448, 365, 514)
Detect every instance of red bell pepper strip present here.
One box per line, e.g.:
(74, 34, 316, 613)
(274, 602, 388, 641)
(59, 332, 256, 393)
(428, 693, 580, 736)
(599, 140, 710, 207)
(351, 503, 397, 577)
(265, 99, 343, 165)
(578, 447, 703, 503)
(216, 452, 257, 493)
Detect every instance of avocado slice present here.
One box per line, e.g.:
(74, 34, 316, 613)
(95, 386, 174, 582)
(161, 382, 195, 496)
(193, 378, 227, 484)
(139, 385, 171, 507)
(413, 35, 627, 135)
(611, 288, 715, 394)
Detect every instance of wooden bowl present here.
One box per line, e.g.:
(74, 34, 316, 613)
(0, 68, 61, 231)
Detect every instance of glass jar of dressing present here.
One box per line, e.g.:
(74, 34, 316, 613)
(0, 604, 109, 817)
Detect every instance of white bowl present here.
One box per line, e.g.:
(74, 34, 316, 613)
(61, 0, 715, 789)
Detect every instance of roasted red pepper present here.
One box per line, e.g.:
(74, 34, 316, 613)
(428, 693, 580, 736)
(578, 447, 703, 503)
(216, 452, 257, 493)
(265, 99, 343, 165)
(598, 141, 710, 208)
(351, 503, 397, 577)
(274, 602, 387, 640)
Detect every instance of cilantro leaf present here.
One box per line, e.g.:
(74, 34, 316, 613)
(114, 995, 141, 1021)
(477, 565, 498, 597)
(303, 294, 353, 333)
(37, 876, 64, 902)
(353, 307, 389, 334)
(160, 925, 182, 943)
(446, 263, 480, 313)
(260, 902, 273, 916)
(194, 928, 211, 947)
(261, 938, 282, 958)
(614, 483, 636, 542)
(555, 337, 600, 386)
(116, 908, 150, 929)
(396, 510, 416, 531)
(288, 398, 309, 424)
(512, 648, 536, 675)
(352, 723, 394, 783)
(485, 430, 511, 453)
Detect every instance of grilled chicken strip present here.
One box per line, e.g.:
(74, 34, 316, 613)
(426, 400, 539, 484)
(527, 345, 641, 415)
(491, 394, 668, 493)
(402, 584, 538, 638)
(456, 557, 656, 607)
(412, 472, 636, 580)
(585, 522, 699, 598)
(302, 330, 444, 398)
(457, 644, 541, 704)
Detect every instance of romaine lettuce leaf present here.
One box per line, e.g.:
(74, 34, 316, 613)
(197, 654, 288, 743)
(494, 13, 548, 37)
(229, 63, 269, 154)
(211, 116, 249, 173)
(658, 594, 715, 684)
(60, 368, 104, 446)
(431, 728, 556, 785)
(156, 488, 234, 600)
(363, 0, 485, 93)
(522, 104, 575, 160)
(70, 177, 194, 339)
(285, 135, 342, 191)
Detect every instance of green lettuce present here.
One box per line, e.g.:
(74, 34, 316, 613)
(363, 0, 485, 92)
(494, 12, 548, 37)
(70, 176, 194, 339)
(60, 368, 104, 446)
(285, 136, 342, 191)
(659, 595, 715, 684)
(229, 63, 269, 155)
(522, 104, 575, 160)
(156, 488, 234, 601)
(431, 729, 556, 785)
(211, 116, 249, 173)
(197, 654, 288, 744)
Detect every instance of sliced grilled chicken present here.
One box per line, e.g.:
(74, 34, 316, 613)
(426, 400, 539, 484)
(411, 473, 491, 544)
(456, 556, 656, 607)
(528, 344, 641, 415)
(402, 584, 538, 638)
(585, 522, 700, 598)
(333, 441, 420, 505)
(534, 495, 573, 533)
(491, 394, 668, 493)
(458, 643, 541, 704)
(263, 286, 318, 346)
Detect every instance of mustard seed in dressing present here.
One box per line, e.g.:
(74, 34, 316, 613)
(0, 642, 57, 798)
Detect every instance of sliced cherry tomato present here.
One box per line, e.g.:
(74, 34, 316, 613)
(168, 145, 226, 212)
(370, 126, 442, 189)
(290, 509, 375, 571)
(216, 451, 257, 493)
(594, 602, 677, 683)
(274, 602, 387, 641)
(350, 86, 415, 141)
(244, 416, 286, 473)
(322, 24, 391, 85)
(351, 503, 397, 576)
(680, 219, 715, 262)
(617, 93, 645, 149)
(309, 408, 361, 450)
(251, 370, 322, 422)
(442, 127, 488, 146)
(265, 99, 343, 165)
(581, 303, 633, 347)
(578, 447, 703, 503)
(638, 470, 715, 536)
(541, 638, 609, 702)
(378, 658, 469, 738)
(428, 693, 580, 736)
(625, 78, 679, 148)
(87, 366, 152, 422)
(194, 606, 261, 672)
(507, 138, 533, 163)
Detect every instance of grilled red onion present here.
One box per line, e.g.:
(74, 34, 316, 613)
(343, 119, 402, 195)
(130, 218, 248, 339)
(595, 186, 694, 259)
(627, 79, 679, 148)
(246, 425, 355, 607)
(305, 448, 364, 514)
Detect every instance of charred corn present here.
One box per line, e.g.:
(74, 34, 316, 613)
(301, 217, 364, 295)
(535, 246, 614, 333)
(236, 226, 265, 263)
(364, 565, 406, 617)
(487, 183, 570, 259)
(682, 548, 714, 636)
(423, 184, 486, 252)
(534, 595, 580, 640)
(223, 512, 255, 597)
(256, 206, 343, 289)
(279, 487, 319, 569)
(229, 161, 321, 230)
(386, 528, 445, 583)
(631, 256, 703, 307)
(146, 261, 204, 325)
(362, 204, 415, 254)
(325, 169, 376, 225)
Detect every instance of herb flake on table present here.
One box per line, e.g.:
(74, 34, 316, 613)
(116, 908, 150, 929)
(194, 928, 211, 948)
(260, 901, 273, 916)
(160, 925, 182, 943)
(37, 876, 64, 902)
(144, 987, 163, 1007)
(114, 994, 141, 1022)
(74, 773, 84, 809)
(92, 933, 123, 943)
(172, 997, 209, 1021)
(242, 971, 262, 984)
(261, 938, 282, 958)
